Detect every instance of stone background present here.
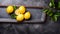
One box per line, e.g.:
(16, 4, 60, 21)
(0, 0, 60, 34)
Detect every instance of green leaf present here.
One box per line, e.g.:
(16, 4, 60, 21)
(49, 2, 53, 7)
(43, 9, 53, 17)
(49, 12, 53, 16)
(10, 14, 16, 19)
(47, 9, 51, 15)
(13, 6, 17, 10)
(43, 9, 49, 13)
(55, 12, 60, 16)
(58, 2, 60, 8)
(50, 0, 55, 8)
(51, 15, 58, 21)
(54, 15, 58, 21)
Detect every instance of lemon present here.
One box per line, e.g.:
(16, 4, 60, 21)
(6, 6, 14, 14)
(24, 11, 31, 20)
(19, 6, 26, 14)
(16, 14, 24, 21)
(15, 9, 20, 15)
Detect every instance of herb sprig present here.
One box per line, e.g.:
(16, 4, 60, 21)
(43, 0, 60, 21)
(10, 6, 17, 19)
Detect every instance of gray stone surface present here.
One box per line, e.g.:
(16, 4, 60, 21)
(0, 0, 60, 34)
(0, 0, 47, 7)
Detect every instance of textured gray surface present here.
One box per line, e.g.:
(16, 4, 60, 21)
(0, 0, 47, 7)
(0, 0, 60, 34)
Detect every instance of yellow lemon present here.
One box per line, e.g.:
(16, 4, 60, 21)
(15, 9, 21, 15)
(16, 14, 24, 21)
(24, 11, 31, 20)
(19, 6, 26, 14)
(6, 6, 14, 14)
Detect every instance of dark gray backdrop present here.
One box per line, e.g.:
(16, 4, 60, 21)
(0, 0, 60, 34)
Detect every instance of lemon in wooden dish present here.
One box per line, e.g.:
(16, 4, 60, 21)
(6, 6, 14, 14)
(24, 11, 31, 20)
(19, 6, 26, 14)
(16, 14, 24, 21)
